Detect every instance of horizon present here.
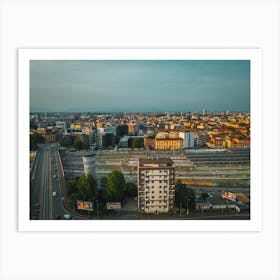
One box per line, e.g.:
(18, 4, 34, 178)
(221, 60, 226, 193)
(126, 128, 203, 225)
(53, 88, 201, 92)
(30, 110, 250, 114)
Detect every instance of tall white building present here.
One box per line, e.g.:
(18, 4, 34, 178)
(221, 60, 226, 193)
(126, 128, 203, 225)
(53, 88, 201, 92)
(138, 158, 175, 214)
(82, 153, 95, 176)
(179, 131, 195, 148)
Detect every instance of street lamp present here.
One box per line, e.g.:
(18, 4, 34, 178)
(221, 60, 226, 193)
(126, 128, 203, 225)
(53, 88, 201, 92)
(96, 199, 99, 219)
(180, 201, 182, 216)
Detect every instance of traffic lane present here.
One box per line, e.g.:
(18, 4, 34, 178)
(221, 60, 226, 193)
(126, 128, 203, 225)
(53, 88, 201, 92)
(30, 146, 47, 219)
(51, 148, 67, 219)
(30, 148, 41, 217)
(52, 177, 66, 219)
(40, 144, 53, 220)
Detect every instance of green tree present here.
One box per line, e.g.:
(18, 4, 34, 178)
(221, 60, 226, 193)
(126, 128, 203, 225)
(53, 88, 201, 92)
(147, 133, 156, 139)
(30, 133, 45, 150)
(100, 176, 108, 189)
(201, 192, 209, 200)
(76, 173, 98, 201)
(97, 187, 109, 203)
(175, 183, 196, 210)
(98, 176, 109, 203)
(132, 137, 143, 149)
(66, 178, 79, 195)
(124, 182, 137, 198)
(107, 170, 126, 201)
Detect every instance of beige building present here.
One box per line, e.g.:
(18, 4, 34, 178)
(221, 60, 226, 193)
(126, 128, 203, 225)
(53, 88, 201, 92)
(155, 132, 183, 150)
(138, 158, 175, 214)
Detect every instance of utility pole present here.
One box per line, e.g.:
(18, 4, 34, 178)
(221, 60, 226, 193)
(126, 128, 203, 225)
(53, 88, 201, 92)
(96, 200, 99, 219)
(180, 202, 182, 216)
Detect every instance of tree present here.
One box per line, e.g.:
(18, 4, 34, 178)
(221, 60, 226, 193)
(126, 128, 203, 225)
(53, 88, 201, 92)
(97, 187, 109, 203)
(107, 170, 126, 201)
(76, 173, 98, 201)
(175, 183, 196, 210)
(132, 137, 144, 149)
(30, 132, 45, 150)
(66, 178, 79, 195)
(124, 182, 137, 198)
(147, 133, 156, 139)
(99, 176, 108, 189)
(201, 192, 209, 200)
(97, 176, 109, 203)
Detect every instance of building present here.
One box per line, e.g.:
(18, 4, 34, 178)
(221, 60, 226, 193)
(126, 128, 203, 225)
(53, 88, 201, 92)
(144, 138, 155, 149)
(56, 121, 67, 129)
(116, 124, 128, 138)
(128, 122, 138, 135)
(36, 128, 58, 143)
(82, 153, 95, 176)
(96, 127, 116, 148)
(179, 131, 195, 148)
(138, 158, 175, 214)
(155, 132, 183, 150)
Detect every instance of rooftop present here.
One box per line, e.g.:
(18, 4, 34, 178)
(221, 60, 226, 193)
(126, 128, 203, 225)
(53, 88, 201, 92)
(139, 158, 173, 166)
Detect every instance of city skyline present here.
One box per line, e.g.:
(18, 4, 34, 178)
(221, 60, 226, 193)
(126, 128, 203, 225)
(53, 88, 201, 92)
(30, 60, 250, 113)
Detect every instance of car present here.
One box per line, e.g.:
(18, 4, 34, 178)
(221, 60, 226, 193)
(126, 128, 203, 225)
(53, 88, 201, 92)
(53, 175, 57, 179)
(52, 192, 57, 197)
(63, 214, 72, 220)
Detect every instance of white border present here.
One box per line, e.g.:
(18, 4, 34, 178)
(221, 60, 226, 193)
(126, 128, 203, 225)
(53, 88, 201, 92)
(18, 48, 262, 232)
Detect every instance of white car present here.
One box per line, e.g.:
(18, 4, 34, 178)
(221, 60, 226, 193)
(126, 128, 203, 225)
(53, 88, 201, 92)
(63, 214, 72, 220)
(52, 192, 57, 197)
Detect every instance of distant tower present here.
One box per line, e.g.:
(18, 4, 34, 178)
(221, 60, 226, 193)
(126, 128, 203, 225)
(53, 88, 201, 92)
(82, 153, 95, 176)
(202, 108, 206, 116)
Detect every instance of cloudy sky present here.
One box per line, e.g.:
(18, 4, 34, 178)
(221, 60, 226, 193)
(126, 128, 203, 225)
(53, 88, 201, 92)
(30, 60, 250, 113)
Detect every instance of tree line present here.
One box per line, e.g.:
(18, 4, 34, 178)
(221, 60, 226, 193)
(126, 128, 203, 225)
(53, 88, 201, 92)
(66, 170, 137, 215)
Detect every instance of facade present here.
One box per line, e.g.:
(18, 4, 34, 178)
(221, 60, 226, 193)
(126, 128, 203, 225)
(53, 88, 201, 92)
(144, 138, 155, 149)
(96, 127, 116, 148)
(36, 128, 58, 143)
(116, 124, 128, 138)
(138, 158, 175, 214)
(155, 133, 183, 150)
(82, 153, 95, 176)
(179, 131, 195, 148)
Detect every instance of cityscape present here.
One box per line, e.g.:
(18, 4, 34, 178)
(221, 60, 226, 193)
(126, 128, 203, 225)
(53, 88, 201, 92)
(29, 60, 250, 220)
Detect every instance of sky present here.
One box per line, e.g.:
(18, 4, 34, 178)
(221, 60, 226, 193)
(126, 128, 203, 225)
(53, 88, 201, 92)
(30, 60, 250, 113)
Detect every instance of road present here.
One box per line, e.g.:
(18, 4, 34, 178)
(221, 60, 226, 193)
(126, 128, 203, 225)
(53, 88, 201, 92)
(30, 143, 67, 220)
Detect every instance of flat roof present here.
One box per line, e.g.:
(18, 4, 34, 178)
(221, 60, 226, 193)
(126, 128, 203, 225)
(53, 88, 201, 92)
(139, 158, 173, 165)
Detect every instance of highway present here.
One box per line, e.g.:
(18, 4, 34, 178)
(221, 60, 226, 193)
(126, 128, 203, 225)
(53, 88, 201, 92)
(30, 143, 67, 220)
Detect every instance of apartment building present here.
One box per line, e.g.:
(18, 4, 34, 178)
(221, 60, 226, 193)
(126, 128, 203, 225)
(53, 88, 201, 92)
(138, 158, 175, 214)
(155, 132, 183, 150)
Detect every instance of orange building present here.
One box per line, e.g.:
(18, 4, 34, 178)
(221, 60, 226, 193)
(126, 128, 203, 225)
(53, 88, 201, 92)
(155, 133, 183, 150)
